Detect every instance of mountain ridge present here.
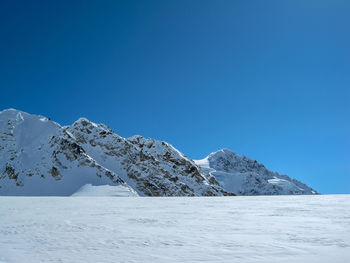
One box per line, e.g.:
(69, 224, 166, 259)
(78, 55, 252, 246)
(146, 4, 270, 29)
(0, 109, 317, 196)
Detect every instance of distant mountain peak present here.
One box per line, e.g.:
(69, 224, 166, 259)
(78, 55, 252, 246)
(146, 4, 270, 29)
(195, 149, 317, 195)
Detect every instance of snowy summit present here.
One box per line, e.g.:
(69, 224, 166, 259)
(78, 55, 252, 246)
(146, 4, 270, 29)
(195, 149, 317, 195)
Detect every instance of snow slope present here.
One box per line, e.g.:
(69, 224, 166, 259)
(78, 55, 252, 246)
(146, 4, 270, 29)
(72, 184, 138, 197)
(195, 149, 317, 195)
(0, 195, 349, 263)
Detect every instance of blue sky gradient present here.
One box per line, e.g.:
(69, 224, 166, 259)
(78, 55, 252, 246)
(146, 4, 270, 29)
(1, 1, 349, 193)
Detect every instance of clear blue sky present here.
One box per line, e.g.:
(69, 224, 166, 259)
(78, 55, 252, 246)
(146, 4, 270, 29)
(1, 1, 349, 194)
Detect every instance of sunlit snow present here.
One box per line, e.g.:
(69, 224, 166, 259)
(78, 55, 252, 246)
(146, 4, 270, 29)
(0, 195, 349, 263)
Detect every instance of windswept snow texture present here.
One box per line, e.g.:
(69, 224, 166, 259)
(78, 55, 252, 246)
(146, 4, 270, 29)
(195, 149, 317, 195)
(0, 195, 349, 263)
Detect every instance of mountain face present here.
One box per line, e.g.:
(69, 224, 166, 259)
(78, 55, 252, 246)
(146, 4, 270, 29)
(0, 109, 136, 196)
(0, 109, 317, 196)
(66, 118, 227, 196)
(195, 149, 317, 195)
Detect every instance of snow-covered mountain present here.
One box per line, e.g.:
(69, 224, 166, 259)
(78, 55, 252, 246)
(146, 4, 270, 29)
(66, 118, 227, 196)
(195, 149, 317, 195)
(0, 109, 228, 196)
(0, 109, 136, 196)
(0, 109, 317, 196)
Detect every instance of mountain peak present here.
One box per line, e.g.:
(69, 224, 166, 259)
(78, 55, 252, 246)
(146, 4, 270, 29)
(0, 108, 20, 114)
(73, 117, 96, 127)
(195, 148, 317, 195)
(0, 108, 27, 121)
(208, 148, 238, 157)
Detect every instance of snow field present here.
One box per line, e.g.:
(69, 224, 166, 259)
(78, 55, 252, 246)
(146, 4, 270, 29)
(0, 195, 349, 263)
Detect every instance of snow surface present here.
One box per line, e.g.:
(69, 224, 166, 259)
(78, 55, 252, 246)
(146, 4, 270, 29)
(72, 184, 138, 197)
(0, 195, 349, 263)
